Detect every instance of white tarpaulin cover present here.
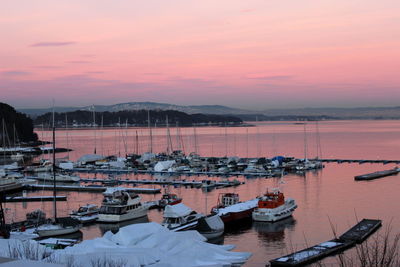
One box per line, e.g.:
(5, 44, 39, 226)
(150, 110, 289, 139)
(154, 160, 175, 172)
(77, 154, 105, 163)
(0, 222, 251, 267)
(164, 203, 193, 218)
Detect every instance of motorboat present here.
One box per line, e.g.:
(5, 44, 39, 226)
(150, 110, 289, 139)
(157, 192, 182, 208)
(70, 204, 99, 223)
(196, 214, 224, 239)
(36, 172, 80, 183)
(97, 188, 149, 223)
(252, 189, 297, 222)
(162, 203, 204, 231)
(211, 193, 257, 224)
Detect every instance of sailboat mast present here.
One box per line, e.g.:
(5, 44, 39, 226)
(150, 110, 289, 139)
(303, 122, 308, 160)
(148, 110, 153, 153)
(52, 106, 57, 222)
(65, 113, 69, 160)
(93, 106, 96, 154)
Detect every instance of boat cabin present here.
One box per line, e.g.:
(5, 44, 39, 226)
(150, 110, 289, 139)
(258, 190, 285, 209)
(219, 193, 240, 207)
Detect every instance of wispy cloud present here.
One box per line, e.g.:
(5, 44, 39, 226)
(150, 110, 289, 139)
(0, 70, 31, 76)
(66, 60, 91, 64)
(30, 41, 76, 47)
(86, 71, 105, 74)
(245, 74, 294, 80)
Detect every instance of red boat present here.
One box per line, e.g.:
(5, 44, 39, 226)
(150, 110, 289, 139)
(158, 192, 182, 208)
(211, 193, 258, 224)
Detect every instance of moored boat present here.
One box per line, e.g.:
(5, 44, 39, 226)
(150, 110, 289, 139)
(157, 191, 182, 208)
(162, 203, 204, 231)
(97, 188, 148, 223)
(252, 190, 297, 222)
(211, 193, 258, 224)
(70, 204, 99, 223)
(196, 214, 224, 239)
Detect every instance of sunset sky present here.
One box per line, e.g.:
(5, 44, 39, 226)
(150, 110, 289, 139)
(1, 0, 399, 110)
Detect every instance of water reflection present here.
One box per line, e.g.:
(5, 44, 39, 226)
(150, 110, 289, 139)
(253, 217, 296, 245)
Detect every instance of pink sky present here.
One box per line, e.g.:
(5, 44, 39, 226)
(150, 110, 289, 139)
(1, 0, 399, 110)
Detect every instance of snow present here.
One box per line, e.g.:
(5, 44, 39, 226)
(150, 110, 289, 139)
(217, 198, 258, 216)
(154, 160, 176, 172)
(164, 203, 193, 218)
(2, 222, 251, 267)
(77, 154, 105, 163)
(318, 241, 341, 248)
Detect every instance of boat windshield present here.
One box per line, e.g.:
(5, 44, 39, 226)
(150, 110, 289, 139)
(162, 217, 181, 224)
(77, 207, 88, 213)
(99, 206, 126, 215)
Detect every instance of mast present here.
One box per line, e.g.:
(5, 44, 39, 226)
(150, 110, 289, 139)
(52, 104, 57, 222)
(315, 121, 322, 159)
(303, 122, 308, 160)
(224, 123, 228, 157)
(92, 105, 96, 154)
(166, 115, 172, 154)
(135, 130, 139, 155)
(65, 113, 69, 160)
(148, 110, 153, 153)
(2, 119, 5, 160)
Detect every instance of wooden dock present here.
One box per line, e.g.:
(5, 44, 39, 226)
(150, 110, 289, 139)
(320, 158, 400, 164)
(269, 219, 382, 267)
(23, 184, 161, 194)
(4, 195, 67, 202)
(354, 168, 400, 181)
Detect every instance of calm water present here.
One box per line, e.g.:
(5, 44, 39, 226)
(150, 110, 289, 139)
(5, 120, 400, 266)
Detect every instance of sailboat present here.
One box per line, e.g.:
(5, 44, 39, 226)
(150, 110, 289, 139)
(34, 109, 81, 237)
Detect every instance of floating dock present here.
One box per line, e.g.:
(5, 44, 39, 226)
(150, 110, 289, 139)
(23, 184, 161, 194)
(269, 219, 382, 267)
(4, 195, 67, 202)
(354, 168, 400, 181)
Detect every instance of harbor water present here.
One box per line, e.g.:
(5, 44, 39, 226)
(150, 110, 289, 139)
(4, 120, 400, 266)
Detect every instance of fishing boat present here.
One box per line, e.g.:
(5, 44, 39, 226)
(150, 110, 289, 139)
(157, 191, 182, 208)
(97, 188, 148, 223)
(252, 189, 297, 222)
(211, 193, 258, 224)
(162, 203, 204, 231)
(70, 204, 99, 223)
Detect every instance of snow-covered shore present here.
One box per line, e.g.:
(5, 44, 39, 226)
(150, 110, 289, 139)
(1, 222, 251, 267)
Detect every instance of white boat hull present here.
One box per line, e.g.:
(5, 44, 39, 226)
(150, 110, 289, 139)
(35, 225, 81, 237)
(252, 200, 297, 222)
(97, 207, 148, 223)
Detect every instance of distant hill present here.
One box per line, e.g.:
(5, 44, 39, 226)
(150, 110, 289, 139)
(34, 109, 243, 127)
(18, 102, 400, 120)
(0, 102, 38, 145)
(19, 102, 252, 117)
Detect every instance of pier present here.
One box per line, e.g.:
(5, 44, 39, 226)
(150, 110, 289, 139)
(354, 168, 400, 181)
(4, 195, 67, 202)
(23, 184, 161, 194)
(320, 158, 400, 164)
(269, 219, 382, 267)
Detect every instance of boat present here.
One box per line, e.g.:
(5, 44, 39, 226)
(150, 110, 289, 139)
(70, 204, 99, 223)
(36, 172, 80, 183)
(97, 188, 149, 223)
(252, 189, 297, 222)
(211, 193, 257, 224)
(157, 191, 182, 208)
(196, 214, 224, 239)
(34, 111, 81, 238)
(0, 177, 24, 193)
(162, 203, 205, 231)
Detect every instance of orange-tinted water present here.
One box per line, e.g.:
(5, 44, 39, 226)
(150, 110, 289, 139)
(5, 120, 400, 266)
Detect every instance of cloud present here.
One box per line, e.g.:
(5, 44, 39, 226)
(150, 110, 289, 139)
(86, 71, 105, 74)
(66, 60, 91, 64)
(34, 65, 62, 69)
(245, 74, 294, 80)
(30, 41, 76, 47)
(0, 70, 31, 76)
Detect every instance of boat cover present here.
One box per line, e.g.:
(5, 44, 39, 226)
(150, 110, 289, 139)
(77, 154, 105, 163)
(164, 203, 193, 218)
(154, 160, 176, 172)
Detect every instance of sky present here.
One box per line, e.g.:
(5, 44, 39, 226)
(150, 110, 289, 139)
(1, 0, 399, 110)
